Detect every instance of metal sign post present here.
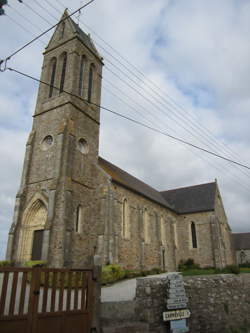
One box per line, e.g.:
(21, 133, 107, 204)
(162, 273, 190, 333)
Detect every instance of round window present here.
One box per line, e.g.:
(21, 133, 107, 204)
(78, 138, 89, 154)
(42, 135, 53, 150)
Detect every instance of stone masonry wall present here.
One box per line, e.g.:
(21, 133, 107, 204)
(108, 182, 178, 271)
(135, 274, 250, 333)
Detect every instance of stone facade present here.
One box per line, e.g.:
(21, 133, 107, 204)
(6, 12, 236, 271)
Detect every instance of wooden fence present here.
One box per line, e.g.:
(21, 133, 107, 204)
(0, 266, 98, 333)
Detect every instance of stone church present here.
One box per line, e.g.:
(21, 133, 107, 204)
(6, 12, 235, 271)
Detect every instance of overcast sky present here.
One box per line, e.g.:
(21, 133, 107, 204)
(0, 0, 250, 259)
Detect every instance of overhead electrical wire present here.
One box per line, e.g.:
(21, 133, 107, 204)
(8, 4, 48, 35)
(0, 0, 95, 64)
(4, 14, 46, 46)
(17, 0, 250, 180)
(2, 1, 250, 191)
(6, 67, 250, 173)
(47, 0, 250, 183)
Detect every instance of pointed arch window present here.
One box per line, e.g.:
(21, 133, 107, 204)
(122, 199, 130, 239)
(76, 205, 82, 233)
(79, 55, 86, 96)
(144, 208, 150, 244)
(87, 64, 94, 103)
(49, 58, 57, 98)
(191, 222, 197, 248)
(161, 216, 167, 244)
(59, 52, 67, 93)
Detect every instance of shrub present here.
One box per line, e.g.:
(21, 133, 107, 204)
(149, 267, 162, 275)
(101, 264, 125, 285)
(0, 260, 14, 267)
(225, 265, 240, 275)
(25, 260, 47, 267)
(239, 263, 250, 268)
(178, 258, 200, 271)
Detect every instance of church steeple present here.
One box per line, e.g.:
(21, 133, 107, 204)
(35, 10, 103, 122)
(6, 12, 104, 268)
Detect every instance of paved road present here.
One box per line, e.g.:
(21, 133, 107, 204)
(101, 273, 169, 302)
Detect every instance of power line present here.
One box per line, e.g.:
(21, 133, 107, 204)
(8, 4, 47, 34)
(0, 0, 95, 64)
(23, 2, 52, 26)
(75, 15, 250, 167)
(5, 14, 46, 46)
(6, 67, 250, 172)
(2, 0, 250, 183)
(39, 1, 250, 178)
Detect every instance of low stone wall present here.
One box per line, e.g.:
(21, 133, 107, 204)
(135, 273, 250, 333)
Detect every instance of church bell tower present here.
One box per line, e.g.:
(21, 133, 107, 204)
(6, 11, 104, 267)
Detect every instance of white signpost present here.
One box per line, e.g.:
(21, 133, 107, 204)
(163, 272, 190, 333)
(163, 309, 191, 321)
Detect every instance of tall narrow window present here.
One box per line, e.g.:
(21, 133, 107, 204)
(49, 58, 57, 98)
(161, 217, 167, 244)
(122, 199, 130, 239)
(191, 222, 197, 248)
(144, 208, 150, 244)
(87, 64, 94, 103)
(59, 52, 67, 93)
(76, 205, 82, 233)
(79, 55, 85, 96)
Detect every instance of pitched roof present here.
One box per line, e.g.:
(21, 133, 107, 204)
(70, 17, 100, 57)
(98, 157, 175, 211)
(233, 233, 250, 250)
(161, 182, 217, 214)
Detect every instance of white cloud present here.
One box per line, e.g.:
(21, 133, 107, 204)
(0, 0, 250, 259)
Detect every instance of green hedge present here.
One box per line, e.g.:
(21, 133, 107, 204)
(0, 260, 14, 267)
(24, 260, 47, 267)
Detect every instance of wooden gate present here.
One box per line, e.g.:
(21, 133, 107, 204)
(0, 267, 95, 333)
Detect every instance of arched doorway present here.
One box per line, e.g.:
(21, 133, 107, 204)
(18, 199, 47, 262)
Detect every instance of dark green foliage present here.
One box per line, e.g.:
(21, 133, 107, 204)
(178, 258, 200, 271)
(0, 260, 14, 267)
(239, 263, 250, 268)
(101, 265, 126, 285)
(25, 260, 47, 268)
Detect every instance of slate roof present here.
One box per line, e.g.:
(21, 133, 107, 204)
(69, 16, 100, 58)
(161, 182, 217, 214)
(233, 233, 250, 250)
(98, 157, 175, 211)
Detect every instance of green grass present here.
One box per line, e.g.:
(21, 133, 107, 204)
(239, 268, 250, 273)
(181, 268, 217, 276)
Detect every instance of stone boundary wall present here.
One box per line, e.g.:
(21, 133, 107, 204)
(135, 274, 250, 333)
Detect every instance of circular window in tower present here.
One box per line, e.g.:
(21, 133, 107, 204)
(41, 135, 53, 150)
(78, 138, 89, 154)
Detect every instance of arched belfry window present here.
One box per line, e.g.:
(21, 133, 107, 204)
(87, 64, 94, 103)
(122, 199, 130, 239)
(191, 222, 197, 248)
(76, 205, 82, 233)
(49, 58, 57, 98)
(59, 52, 67, 93)
(79, 55, 86, 96)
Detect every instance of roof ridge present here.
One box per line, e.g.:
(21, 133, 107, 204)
(98, 156, 176, 211)
(161, 181, 216, 193)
